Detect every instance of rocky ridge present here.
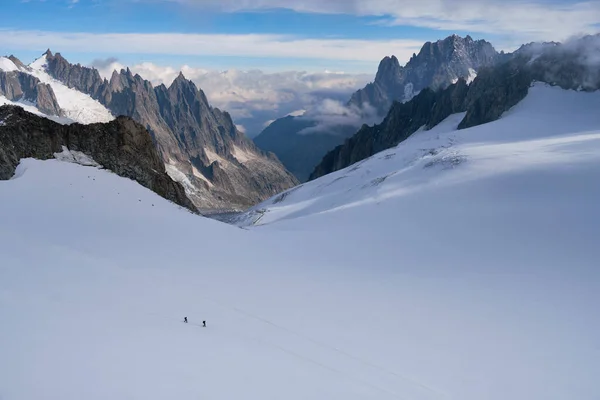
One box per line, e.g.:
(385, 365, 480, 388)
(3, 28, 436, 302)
(0, 56, 62, 116)
(0, 104, 196, 212)
(349, 35, 499, 116)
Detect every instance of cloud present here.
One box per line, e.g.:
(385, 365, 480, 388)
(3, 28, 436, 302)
(188, 70, 371, 137)
(90, 57, 121, 72)
(0, 29, 424, 63)
(167, 0, 600, 43)
(298, 98, 379, 135)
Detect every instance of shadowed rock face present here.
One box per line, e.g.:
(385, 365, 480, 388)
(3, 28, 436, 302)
(0, 105, 196, 212)
(40, 51, 297, 211)
(310, 35, 600, 181)
(0, 58, 62, 117)
(310, 80, 471, 180)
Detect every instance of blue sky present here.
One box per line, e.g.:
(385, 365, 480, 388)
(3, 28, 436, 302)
(1, 0, 599, 73)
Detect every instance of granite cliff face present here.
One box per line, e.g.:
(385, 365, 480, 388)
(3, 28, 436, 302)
(349, 35, 499, 116)
(39, 51, 297, 211)
(310, 35, 600, 180)
(0, 105, 196, 212)
(253, 35, 499, 182)
(0, 56, 62, 116)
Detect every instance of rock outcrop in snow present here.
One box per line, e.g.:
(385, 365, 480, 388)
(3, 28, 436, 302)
(0, 105, 196, 212)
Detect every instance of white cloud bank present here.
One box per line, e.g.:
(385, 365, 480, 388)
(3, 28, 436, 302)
(90, 58, 372, 137)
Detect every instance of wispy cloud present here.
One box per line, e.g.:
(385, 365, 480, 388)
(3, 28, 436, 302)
(167, 0, 600, 43)
(0, 29, 425, 63)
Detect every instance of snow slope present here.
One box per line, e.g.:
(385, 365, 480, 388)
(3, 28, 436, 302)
(0, 56, 18, 72)
(0, 96, 72, 124)
(27, 55, 114, 124)
(1, 83, 599, 400)
(1, 54, 113, 124)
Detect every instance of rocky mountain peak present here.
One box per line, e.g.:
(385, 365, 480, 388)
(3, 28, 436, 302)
(169, 71, 195, 91)
(7, 55, 27, 70)
(375, 55, 402, 84)
(349, 34, 499, 116)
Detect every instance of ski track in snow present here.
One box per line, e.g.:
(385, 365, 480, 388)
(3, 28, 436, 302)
(1, 83, 600, 400)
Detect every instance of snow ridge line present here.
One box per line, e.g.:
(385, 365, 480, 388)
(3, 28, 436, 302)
(200, 295, 449, 399)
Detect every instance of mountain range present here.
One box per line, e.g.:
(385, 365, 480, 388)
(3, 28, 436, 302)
(0, 51, 298, 212)
(1, 34, 599, 212)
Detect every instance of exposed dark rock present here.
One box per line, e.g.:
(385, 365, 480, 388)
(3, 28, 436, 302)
(35, 83, 62, 116)
(0, 105, 196, 212)
(7, 55, 28, 71)
(310, 79, 470, 180)
(458, 62, 531, 129)
(525, 34, 600, 91)
(44, 50, 106, 98)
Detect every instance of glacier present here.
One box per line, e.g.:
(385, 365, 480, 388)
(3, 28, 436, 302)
(0, 83, 599, 400)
